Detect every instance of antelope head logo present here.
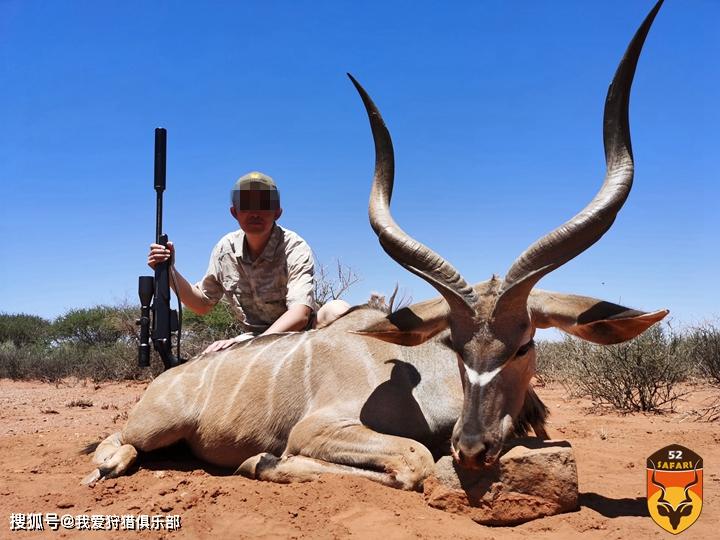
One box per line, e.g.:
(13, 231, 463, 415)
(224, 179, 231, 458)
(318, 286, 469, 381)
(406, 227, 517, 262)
(649, 460, 701, 532)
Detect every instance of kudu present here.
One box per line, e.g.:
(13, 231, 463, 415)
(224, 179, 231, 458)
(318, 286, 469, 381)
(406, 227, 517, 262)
(84, 1, 667, 489)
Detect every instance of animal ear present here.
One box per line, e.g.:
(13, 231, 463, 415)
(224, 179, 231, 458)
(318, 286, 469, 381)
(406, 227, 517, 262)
(528, 289, 669, 345)
(352, 296, 450, 346)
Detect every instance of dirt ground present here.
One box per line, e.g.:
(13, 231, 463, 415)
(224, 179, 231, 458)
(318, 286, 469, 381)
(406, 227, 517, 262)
(0, 379, 717, 539)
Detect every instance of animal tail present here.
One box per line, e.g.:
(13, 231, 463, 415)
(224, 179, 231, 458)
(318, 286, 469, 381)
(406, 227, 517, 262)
(79, 441, 101, 455)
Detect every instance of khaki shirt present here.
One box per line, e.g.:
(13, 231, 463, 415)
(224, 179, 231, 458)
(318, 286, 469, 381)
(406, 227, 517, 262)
(196, 225, 316, 334)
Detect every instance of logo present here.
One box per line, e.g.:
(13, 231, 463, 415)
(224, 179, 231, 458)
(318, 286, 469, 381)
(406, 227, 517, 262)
(646, 444, 703, 534)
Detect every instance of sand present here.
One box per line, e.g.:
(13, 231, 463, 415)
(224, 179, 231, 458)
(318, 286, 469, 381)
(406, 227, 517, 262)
(1, 379, 717, 539)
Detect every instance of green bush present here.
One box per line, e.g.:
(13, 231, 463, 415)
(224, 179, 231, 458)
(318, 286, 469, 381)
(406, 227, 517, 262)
(51, 306, 132, 346)
(182, 301, 241, 336)
(178, 302, 242, 356)
(0, 313, 51, 347)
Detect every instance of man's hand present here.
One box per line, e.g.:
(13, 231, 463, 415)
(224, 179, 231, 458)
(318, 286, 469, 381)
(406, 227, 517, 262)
(148, 241, 174, 269)
(146, 243, 216, 316)
(202, 334, 254, 354)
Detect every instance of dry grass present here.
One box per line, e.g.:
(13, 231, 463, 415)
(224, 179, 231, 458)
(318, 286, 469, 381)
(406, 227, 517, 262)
(66, 399, 93, 409)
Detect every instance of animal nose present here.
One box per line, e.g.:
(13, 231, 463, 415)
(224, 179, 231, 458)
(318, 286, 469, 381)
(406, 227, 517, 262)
(454, 437, 490, 469)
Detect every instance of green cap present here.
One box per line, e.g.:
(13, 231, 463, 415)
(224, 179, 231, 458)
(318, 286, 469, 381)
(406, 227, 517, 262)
(231, 171, 280, 210)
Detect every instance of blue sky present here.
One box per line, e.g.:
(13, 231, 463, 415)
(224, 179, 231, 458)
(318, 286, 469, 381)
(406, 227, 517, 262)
(1, 1, 718, 333)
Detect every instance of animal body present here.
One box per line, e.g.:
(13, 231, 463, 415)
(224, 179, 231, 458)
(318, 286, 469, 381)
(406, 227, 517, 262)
(84, 0, 667, 489)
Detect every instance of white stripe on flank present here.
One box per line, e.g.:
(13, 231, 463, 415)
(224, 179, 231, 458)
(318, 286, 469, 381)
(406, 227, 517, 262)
(302, 338, 314, 413)
(199, 360, 223, 416)
(190, 359, 215, 409)
(267, 333, 310, 415)
(224, 341, 275, 414)
(273, 333, 308, 379)
(465, 363, 505, 387)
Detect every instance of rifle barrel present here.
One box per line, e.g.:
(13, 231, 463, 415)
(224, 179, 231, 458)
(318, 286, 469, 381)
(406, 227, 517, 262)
(154, 128, 167, 243)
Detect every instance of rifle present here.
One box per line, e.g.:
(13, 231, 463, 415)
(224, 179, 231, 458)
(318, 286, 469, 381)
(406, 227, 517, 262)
(137, 128, 184, 370)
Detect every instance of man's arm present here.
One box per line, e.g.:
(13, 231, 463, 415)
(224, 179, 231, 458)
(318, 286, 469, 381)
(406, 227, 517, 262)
(169, 268, 214, 315)
(148, 241, 214, 315)
(202, 303, 311, 354)
(262, 304, 311, 335)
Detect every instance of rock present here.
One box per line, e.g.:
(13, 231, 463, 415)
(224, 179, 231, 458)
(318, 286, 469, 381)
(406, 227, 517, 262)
(424, 438, 578, 526)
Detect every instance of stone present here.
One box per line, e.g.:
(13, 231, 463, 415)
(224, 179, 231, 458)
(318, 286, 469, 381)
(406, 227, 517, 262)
(423, 438, 578, 526)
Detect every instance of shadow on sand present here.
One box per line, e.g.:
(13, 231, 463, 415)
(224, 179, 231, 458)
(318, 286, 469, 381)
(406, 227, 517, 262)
(580, 492, 648, 518)
(137, 441, 233, 477)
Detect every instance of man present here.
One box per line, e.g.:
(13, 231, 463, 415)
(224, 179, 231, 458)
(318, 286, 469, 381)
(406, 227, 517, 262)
(148, 171, 349, 353)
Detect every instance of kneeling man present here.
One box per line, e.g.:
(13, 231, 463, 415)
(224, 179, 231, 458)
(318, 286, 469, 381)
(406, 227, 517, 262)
(148, 171, 350, 353)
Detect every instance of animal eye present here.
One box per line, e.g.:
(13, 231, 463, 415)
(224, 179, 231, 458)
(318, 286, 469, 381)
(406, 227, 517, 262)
(516, 339, 534, 357)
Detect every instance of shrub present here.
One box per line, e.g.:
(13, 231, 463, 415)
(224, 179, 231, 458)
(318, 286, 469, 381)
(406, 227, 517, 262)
(535, 340, 575, 383)
(0, 340, 153, 382)
(0, 313, 51, 347)
(683, 322, 720, 384)
(180, 302, 244, 357)
(182, 301, 241, 337)
(536, 325, 688, 413)
(51, 306, 130, 346)
(0, 341, 45, 379)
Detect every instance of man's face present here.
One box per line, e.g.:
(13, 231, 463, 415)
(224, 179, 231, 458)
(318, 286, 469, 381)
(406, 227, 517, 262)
(230, 205, 282, 237)
(230, 189, 282, 236)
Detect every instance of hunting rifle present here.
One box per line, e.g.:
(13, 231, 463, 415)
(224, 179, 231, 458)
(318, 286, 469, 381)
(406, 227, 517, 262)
(137, 128, 184, 370)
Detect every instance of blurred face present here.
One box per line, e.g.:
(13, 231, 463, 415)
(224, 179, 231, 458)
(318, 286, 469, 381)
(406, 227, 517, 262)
(230, 189, 282, 237)
(231, 206, 282, 237)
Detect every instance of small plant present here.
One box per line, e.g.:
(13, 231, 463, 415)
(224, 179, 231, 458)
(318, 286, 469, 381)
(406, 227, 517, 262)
(314, 259, 360, 307)
(112, 411, 129, 424)
(66, 399, 93, 408)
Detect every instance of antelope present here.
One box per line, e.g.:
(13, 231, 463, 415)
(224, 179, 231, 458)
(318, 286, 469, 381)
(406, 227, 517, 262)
(83, 1, 667, 489)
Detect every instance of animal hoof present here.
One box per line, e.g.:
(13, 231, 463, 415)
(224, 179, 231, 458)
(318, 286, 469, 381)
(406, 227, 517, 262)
(236, 453, 279, 478)
(81, 468, 102, 486)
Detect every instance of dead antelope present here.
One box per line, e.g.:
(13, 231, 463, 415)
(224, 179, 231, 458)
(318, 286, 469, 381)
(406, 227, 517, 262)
(84, 1, 666, 488)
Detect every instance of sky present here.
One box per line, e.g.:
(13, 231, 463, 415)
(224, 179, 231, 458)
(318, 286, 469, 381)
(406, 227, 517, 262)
(1, 0, 718, 336)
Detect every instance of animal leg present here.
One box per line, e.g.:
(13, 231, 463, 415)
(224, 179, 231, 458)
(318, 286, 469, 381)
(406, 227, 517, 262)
(91, 431, 122, 465)
(240, 416, 435, 490)
(82, 432, 138, 485)
(237, 452, 395, 485)
(82, 402, 187, 484)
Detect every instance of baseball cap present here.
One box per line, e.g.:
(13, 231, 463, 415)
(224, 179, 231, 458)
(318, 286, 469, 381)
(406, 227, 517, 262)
(231, 171, 280, 210)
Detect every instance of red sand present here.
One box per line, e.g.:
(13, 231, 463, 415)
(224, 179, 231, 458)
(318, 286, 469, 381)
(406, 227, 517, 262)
(1, 379, 717, 539)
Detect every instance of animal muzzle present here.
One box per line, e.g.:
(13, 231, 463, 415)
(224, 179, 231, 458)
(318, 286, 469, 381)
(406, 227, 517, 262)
(451, 432, 500, 470)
